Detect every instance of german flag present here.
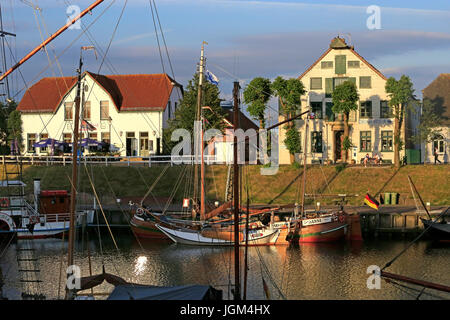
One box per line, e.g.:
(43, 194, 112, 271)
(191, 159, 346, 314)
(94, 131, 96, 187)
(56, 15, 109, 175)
(364, 193, 379, 210)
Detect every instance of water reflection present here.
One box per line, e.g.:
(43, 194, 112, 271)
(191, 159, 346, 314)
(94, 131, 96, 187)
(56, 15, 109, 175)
(0, 232, 449, 300)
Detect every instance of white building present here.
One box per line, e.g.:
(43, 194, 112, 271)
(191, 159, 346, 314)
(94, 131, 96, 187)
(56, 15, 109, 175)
(278, 36, 421, 165)
(17, 72, 183, 157)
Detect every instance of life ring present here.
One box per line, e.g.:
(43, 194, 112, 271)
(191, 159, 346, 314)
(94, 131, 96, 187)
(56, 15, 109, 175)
(250, 223, 258, 229)
(136, 208, 144, 216)
(338, 215, 345, 223)
(0, 197, 9, 208)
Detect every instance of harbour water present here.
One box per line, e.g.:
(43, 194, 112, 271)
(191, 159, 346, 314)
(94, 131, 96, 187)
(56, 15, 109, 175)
(1, 230, 449, 300)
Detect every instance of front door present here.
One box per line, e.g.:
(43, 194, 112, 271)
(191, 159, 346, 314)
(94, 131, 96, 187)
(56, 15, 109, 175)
(334, 130, 344, 162)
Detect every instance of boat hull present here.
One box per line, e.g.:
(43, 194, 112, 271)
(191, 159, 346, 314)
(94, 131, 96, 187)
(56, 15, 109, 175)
(156, 224, 280, 246)
(421, 218, 450, 240)
(130, 216, 168, 240)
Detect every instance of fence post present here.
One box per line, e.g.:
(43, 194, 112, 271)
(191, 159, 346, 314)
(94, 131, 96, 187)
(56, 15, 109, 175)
(149, 156, 151, 168)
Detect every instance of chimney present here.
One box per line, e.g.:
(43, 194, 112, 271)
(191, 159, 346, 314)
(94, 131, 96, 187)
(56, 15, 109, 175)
(33, 179, 41, 212)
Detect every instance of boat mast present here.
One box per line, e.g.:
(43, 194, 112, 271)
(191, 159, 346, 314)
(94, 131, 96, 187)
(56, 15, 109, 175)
(233, 81, 241, 301)
(0, 0, 104, 82)
(194, 42, 206, 220)
(300, 112, 310, 218)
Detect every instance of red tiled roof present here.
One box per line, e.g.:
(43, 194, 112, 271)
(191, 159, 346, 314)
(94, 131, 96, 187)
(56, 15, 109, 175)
(17, 72, 180, 113)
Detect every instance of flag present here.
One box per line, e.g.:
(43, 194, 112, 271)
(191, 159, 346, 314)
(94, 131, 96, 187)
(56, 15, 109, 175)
(262, 277, 271, 300)
(81, 119, 96, 131)
(364, 193, 379, 210)
(205, 70, 219, 85)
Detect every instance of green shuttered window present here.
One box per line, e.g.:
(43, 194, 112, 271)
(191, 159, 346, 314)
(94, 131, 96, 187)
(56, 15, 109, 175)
(360, 76, 372, 88)
(335, 55, 346, 74)
(325, 78, 333, 98)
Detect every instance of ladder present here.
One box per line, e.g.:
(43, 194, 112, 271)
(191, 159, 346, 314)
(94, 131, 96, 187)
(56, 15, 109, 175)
(16, 239, 45, 300)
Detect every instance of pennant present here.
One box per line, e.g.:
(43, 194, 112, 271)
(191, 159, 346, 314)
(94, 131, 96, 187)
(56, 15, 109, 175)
(205, 70, 219, 85)
(364, 193, 379, 210)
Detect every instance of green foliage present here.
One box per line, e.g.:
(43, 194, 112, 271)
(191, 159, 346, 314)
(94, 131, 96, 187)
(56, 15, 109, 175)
(342, 136, 353, 150)
(271, 77, 306, 117)
(243, 77, 272, 128)
(163, 73, 226, 154)
(411, 98, 442, 145)
(0, 100, 17, 154)
(385, 75, 415, 116)
(331, 80, 359, 115)
(283, 125, 301, 155)
(291, 161, 301, 169)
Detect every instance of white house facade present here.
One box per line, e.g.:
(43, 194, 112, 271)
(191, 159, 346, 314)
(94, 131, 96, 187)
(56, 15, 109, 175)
(17, 72, 183, 157)
(278, 36, 421, 165)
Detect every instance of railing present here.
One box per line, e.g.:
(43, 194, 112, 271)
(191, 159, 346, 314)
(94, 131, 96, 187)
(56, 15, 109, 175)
(0, 154, 233, 167)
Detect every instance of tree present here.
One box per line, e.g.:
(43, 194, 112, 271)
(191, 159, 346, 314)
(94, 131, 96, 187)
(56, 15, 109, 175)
(331, 80, 359, 163)
(271, 77, 306, 163)
(163, 73, 226, 154)
(411, 97, 442, 162)
(385, 75, 415, 167)
(271, 77, 306, 118)
(7, 109, 22, 153)
(243, 77, 272, 129)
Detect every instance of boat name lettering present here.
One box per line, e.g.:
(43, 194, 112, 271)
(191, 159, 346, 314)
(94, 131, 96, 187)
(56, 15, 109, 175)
(302, 217, 332, 226)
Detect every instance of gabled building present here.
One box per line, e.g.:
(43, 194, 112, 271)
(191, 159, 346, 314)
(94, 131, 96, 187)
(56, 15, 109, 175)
(17, 72, 183, 156)
(422, 74, 450, 163)
(279, 36, 420, 165)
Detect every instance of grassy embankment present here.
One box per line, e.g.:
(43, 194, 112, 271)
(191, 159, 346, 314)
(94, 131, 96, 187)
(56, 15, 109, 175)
(1, 164, 448, 206)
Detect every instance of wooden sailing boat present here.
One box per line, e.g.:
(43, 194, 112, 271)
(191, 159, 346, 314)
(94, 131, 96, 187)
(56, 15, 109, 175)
(281, 112, 362, 244)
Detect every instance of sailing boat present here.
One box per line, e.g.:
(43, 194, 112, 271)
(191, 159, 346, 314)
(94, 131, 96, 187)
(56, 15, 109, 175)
(279, 112, 362, 244)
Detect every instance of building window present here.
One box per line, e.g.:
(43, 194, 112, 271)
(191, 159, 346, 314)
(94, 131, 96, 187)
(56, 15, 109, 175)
(360, 76, 372, 89)
(325, 102, 335, 121)
(310, 78, 322, 90)
(381, 131, 393, 152)
(333, 77, 349, 88)
(360, 131, 372, 152)
(321, 61, 333, 69)
(64, 102, 73, 120)
(89, 132, 97, 140)
(83, 101, 91, 120)
(40, 133, 48, 152)
(380, 100, 392, 118)
(433, 135, 445, 153)
(101, 132, 110, 144)
(100, 101, 109, 120)
(310, 102, 323, 119)
(335, 55, 346, 75)
(27, 134, 36, 153)
(348, 61, 360, 68)
(311, 131, 323, 153)
(149, 139, 154, 151)
(139, 132, 149, 156)
(360, 100, 372, 118)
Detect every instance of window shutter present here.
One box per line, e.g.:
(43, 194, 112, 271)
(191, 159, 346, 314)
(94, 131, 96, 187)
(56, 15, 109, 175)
(325, 78, 333, 98)
(326, 102, 334, 121)
(335, 55, 346, 74)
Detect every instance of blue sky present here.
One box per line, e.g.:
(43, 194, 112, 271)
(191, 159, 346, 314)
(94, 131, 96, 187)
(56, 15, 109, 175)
(2, 0, 450, 125)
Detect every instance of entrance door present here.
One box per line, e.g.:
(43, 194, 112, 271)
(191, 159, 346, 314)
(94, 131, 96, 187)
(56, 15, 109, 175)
(334, 130, 344, 162)
(126, 132, 137, 156)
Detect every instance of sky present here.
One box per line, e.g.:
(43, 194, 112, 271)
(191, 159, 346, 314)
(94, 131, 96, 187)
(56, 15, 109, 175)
(2, 0, 450, 125)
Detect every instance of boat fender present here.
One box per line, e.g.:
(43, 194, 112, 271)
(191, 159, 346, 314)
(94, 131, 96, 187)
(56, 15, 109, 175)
(338, 215, 345, 223)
